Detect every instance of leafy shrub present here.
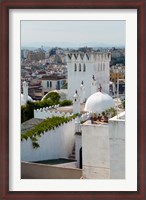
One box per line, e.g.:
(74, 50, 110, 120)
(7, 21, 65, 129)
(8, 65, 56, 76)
(44, 92, 60, 104)
(59, 100, 72, 107)
(21, 100, 55, 123)
(122, 99, 125, 109)
(21, 92, 72, 123)
(105, 107, 117, 118)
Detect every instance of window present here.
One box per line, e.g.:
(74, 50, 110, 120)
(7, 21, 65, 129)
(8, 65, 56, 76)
(83, 64, 86, 72)
(74, 63, 77, 71)
(103, 63, 105, 71)
(79, 64, 81, 71)
(50, 81, 52, 88)
(47, 81, 49, 88)
(98, 64, 100, 72)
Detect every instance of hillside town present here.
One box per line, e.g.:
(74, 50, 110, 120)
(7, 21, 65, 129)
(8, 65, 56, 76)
(21, 45, 125, 179)
(21, 46, 125, 101)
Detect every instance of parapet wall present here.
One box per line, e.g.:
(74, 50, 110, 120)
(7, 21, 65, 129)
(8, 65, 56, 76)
(34, 106, 91, 121)
(21, 162, 82, 179)
(66, 52, 111, 63)
(34, 105, 73, 119)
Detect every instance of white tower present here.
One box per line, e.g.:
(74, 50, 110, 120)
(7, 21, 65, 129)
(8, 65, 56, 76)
(75, 116, 81, 133)
(66, 52, 111, 100)
(91, 75, 97, 95)
(23, 81, 28, 102)
(80, 81, 85, 103)
(73, 90, 80, 114)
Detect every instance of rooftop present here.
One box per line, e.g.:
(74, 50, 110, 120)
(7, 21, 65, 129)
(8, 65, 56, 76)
(56, 103, 86, 114)
(21, 118, 43, 134)
(40, 75, 66, 80)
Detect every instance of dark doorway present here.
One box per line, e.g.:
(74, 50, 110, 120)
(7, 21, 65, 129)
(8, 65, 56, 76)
(79, 147, 82, 169)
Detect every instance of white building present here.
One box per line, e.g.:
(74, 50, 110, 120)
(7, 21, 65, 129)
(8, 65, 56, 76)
(40, 75, 67, 94)
(66, 52, 111, 100)
(75, 92, 125, 179)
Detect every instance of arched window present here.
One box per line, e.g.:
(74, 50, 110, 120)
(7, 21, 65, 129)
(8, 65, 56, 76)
(79, 63, 81, 71)
(50, 81, 52, 88)
(103, 63, 105, 71)
(99, 63, 101, 71)
(83, 64, 86, 72)
(74, 63, 77, 71)
(101, 63, 102, 71)
(47, 81, 49, 88)
(98, 63, 100, 72)
(100, 63, 102, 71)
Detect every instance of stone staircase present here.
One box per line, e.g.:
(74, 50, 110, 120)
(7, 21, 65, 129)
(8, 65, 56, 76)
(68, 145, 76, 160)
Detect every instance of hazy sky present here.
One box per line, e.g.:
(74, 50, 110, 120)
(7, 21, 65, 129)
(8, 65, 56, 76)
(21, 20, 125, 48)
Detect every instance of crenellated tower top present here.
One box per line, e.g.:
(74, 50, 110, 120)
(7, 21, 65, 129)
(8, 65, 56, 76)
(66, 52, 111, 63)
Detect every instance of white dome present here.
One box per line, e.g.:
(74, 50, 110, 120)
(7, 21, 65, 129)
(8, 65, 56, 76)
(84, 92, 115, 114)
(21, 94, 33, 106)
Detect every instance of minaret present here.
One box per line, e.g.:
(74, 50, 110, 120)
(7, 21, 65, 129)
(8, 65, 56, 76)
(80, 81, 85, 103)
(112, 82, 116, 97)
(75, 115, 81, 133)
(91, 75, 97, 95)
(23, 81, 28, 103)
(73, 90, 80, 114)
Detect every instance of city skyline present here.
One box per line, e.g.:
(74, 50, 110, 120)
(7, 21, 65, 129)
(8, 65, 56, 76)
(21, 20, 125, 48)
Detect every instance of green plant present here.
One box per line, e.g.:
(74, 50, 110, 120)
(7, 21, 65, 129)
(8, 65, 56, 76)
(21, 115, 77, 149)
(122, 99, 125, 109)
(104, 107, 117, 118)
(21, 99, 55, 123)
(21, 93, 72, 123)
(59, 100, 72, 107)
(102, 111, 105, 116)
(44, 92, 60, 104)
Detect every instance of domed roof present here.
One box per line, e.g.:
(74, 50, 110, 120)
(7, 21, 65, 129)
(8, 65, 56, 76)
(84, 92, 115, 114)
(21, 94, 33, 106)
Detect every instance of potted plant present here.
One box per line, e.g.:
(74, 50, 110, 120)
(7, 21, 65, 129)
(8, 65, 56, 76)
(97, 113, 102, 121)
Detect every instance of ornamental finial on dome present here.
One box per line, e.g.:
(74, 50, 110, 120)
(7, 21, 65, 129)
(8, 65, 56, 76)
(98, 84, 102, 92)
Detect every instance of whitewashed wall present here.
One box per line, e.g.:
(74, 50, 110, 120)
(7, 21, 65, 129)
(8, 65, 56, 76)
(21, 120, 75, 162)
(41, 79, 57, 90)
(81, 120, 110, 179)
(108, 112, 125, 179)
